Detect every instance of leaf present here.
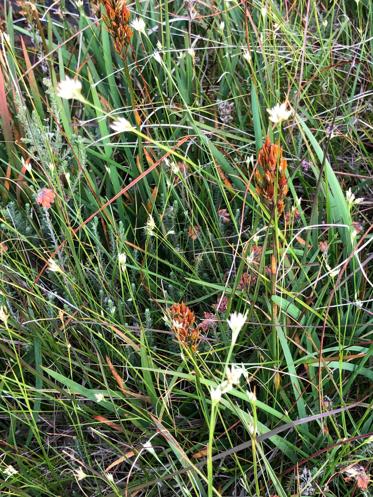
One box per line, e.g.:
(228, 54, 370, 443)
(297, 116, 353, 254)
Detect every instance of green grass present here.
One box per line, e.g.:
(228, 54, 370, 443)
(0, 0, 372, 496)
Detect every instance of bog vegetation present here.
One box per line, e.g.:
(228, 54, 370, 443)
(0, 1, 372, 496)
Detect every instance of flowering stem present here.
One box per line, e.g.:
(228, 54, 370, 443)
(224, 341, 236, 376)
(207, 403, 218, 497)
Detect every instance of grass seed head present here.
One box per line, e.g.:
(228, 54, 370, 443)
(100, 0, 133, 55)
(255, 136, 289, 214)
(168, 302, 199, 351)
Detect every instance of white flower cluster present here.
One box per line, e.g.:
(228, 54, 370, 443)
(210, 363, 248, 403)
(56, 77, 83, 100)
(130, 17, 146, 35)
(111, 118, 134, 133)
(0, 305, 9, 327)
(266, 102, 292, 125)
(227, 311, 247, 345)
(346, 188, 364, 208)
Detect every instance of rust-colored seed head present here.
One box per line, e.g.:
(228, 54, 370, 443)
(168, 303, 200, 351)
(100, 0, 133, 55)
(255, 136, 289, 214)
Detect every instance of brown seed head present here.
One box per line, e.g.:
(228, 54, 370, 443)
(168, 303, 199, 351)
(100, 0, 133, 55)
(255, 136, 289, 214)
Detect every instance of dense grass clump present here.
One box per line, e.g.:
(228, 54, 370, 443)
(0, 1, 372, 496)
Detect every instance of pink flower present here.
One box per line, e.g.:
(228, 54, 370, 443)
(198, 312, 217, 332)
(36, 188, 55, 209)
(218, 208, 230, 224)
(214, 295, 228, 313)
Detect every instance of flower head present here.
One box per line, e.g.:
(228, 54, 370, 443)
(346, 188, 364, 207)
(0, 305, 9, 327)
(100, 0, 132, 54)
(75, 467, 87, 481)
(214, 295, 228, 313)
(47, 258, 63, 273)
(167, 302, 200, 351)
(142, 440, 156, 456)
(266, 102, 292, 126)
(188, 225, 200, 240)
(243, 50, 251, 62)
(198, 312, 217, 332)
(227, 311, 247, 343)
(111, 118, 134, 133)
(130, 17, 146, 34)
(255, 136, 289, 214)
(3, 465, 18, 480)
(153, 51, 162, 64)
(56, 77, 83, 100)
(210, 386, 222, 404)
(226, 364, 247, 386)
(145, 214, 156, 236)
(118, 253, 127, 270)
(36, 188, 55, 209)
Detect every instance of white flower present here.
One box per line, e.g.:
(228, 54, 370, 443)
(346, 188, 364, 207)
(210, 386, 222, 404)
(167, 159, 179, 174)
(111, 118, 134, 133)
(131, 17, 146, 35)
(75, 467, 87, 481)
(219, 380, 232, 395)
(48, 258, 63, 273)
(56, 77, 83, 100)
(219, 21, 225, 31)
(266, 102, 292, 126)
(243, 50, 251, 62)
(142, 440, 156, 456)
(261, 6, 268, 17)
(94, 393, 105, 402)
(227, 311, 247, 343)
(153, 51, 162, 64)
(156, 40, 163, 50)
(22, 158, 32, 172)
(106, 473, 114, 482)
(247, 391, 257, 402)
(3, 465, 18, 480)
(329, 267, 339, 279)
(145, 214, 156, 236)
(226, 364, 247, 386)
(0, 305, 9, 327)
(118, 253, 127, 270)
